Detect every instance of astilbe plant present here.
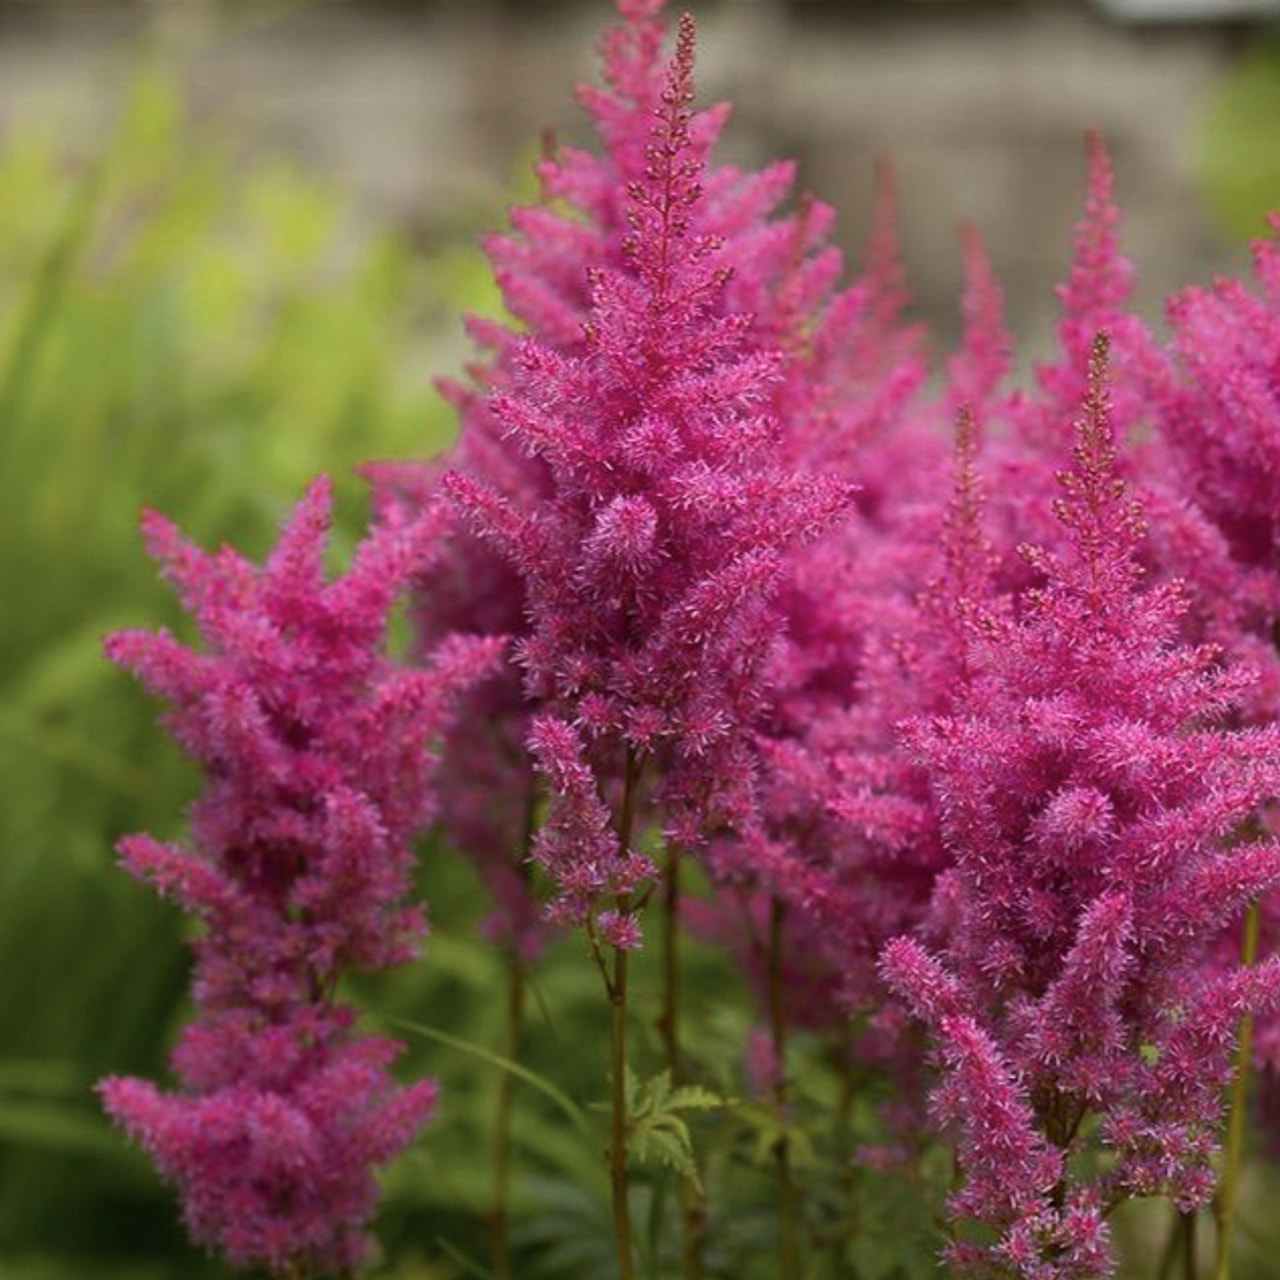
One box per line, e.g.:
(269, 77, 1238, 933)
(369, 0, 914, 942)
(92, 1, 1280, 1276)
(442, 15, 853, 1273)
(97, 478, 503, 1277)
(367, 3, 888, 1270)
(443, 12, 852, 943)
(882, 342, 1280, 1279)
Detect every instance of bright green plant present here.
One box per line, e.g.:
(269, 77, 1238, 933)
(0, 62, 494, 1275)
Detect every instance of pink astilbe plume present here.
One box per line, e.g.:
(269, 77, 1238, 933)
(1010, 133, 1159, 451)
(98, 479, 503, 1276)
(984, 137, 1165, 580)
(966, 135, 1279, 722)
(367, 0, 922, 953)
(444, 13, 852, 939)
(1159, 215, 1280, 583)
(733, 409, 991, 1027)
(1155, 212, 1280, 1144)
(882, 341, 1280, 1278)
(945, 225, 1013, 435)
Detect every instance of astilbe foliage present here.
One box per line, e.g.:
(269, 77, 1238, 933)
(444, 13, 853, 940)
(98, 478, 503, 1276)
(882, 342, 1280, 1279)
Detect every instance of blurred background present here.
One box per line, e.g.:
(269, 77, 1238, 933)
(2, 1, 1279, 1277)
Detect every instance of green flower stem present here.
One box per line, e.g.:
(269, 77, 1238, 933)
(608, 748, 643, 1280)
(769, 897, 802, 1278)
(492, 789, 537, 1280)
(491, 949, 525, 1280)
(658, 844, 706, 1279)
(1213, 899, 1261, 1280)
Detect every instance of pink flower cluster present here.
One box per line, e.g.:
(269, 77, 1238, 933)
(99, 479, 501, 1275)
(884, 344, 1280, 1277)
(443, 11, 853, 942)
(100, 1, 1280, 1275)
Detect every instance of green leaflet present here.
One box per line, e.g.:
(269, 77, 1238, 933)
(624, 1068, 730, 1194)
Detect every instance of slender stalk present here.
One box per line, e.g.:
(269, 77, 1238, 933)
(607, 748, 643, 1280)
(1155, 1208, 1185, 1280)
(492, 950, 525, 1280)
(659, 844, 681, 1076)
(1186, 1210, 1199, 1280)
(491, 787, 539, 1279)
(1213, 900, 1261, 1280)
(769, 897, 802, 1277)
(832, 1024, 863, 1280)
(610, 938, 634, 1280)
(658, 844, 706, 1279)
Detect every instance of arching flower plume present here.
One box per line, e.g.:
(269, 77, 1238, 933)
(883, 341, 1280, 1279)
(367, 0, 923, 950)
(444, 12, 853, 939)
(98, 480, 503, 1275)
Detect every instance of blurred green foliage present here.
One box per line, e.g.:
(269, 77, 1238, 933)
(0, 58, 495, 1277)
(1199, 30, 1280, 239)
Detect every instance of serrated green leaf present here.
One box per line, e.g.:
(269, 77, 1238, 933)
(666, 1083, 728, 1112)
(635, 1125, 701, 1192)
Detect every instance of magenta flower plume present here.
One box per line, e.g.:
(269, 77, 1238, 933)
(444, 13, 852, 938)
(366, 0, 903, 953)
(98, 478, 504, 1276)
(1161, 215, 1280, 575)
(882, 341, 1280, 1278)
(982, 137, 1163, 581)
(945, 224, 1012, 434)
(963, 136, 1277, 724)
(1013, 132, 1159, 450)
(702, 405, 989, 1080)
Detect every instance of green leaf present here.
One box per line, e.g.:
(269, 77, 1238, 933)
(733, 1099, 816, 1171)
(623, 1069, 729, 1194)
(666, 1083, 727, 1112)
(388, 1016, 591, 1136)
(433, 1235, 499, 1280)
(0, 1100, 134, 1160)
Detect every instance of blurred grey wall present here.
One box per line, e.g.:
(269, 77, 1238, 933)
(0, 0, 1273, 355)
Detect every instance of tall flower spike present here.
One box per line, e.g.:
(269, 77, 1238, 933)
(368, 0, 917, 953)
(1009, 133, 1161, 456)
(945, 223, 1012, 432)
(862, 157, 913, 348)
(886, 340, 1280, 1278)
(98, 479, 503, 1276)
(445, 10, 853, 936)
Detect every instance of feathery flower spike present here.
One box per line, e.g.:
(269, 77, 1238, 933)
(99, 479, 503, 1276)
